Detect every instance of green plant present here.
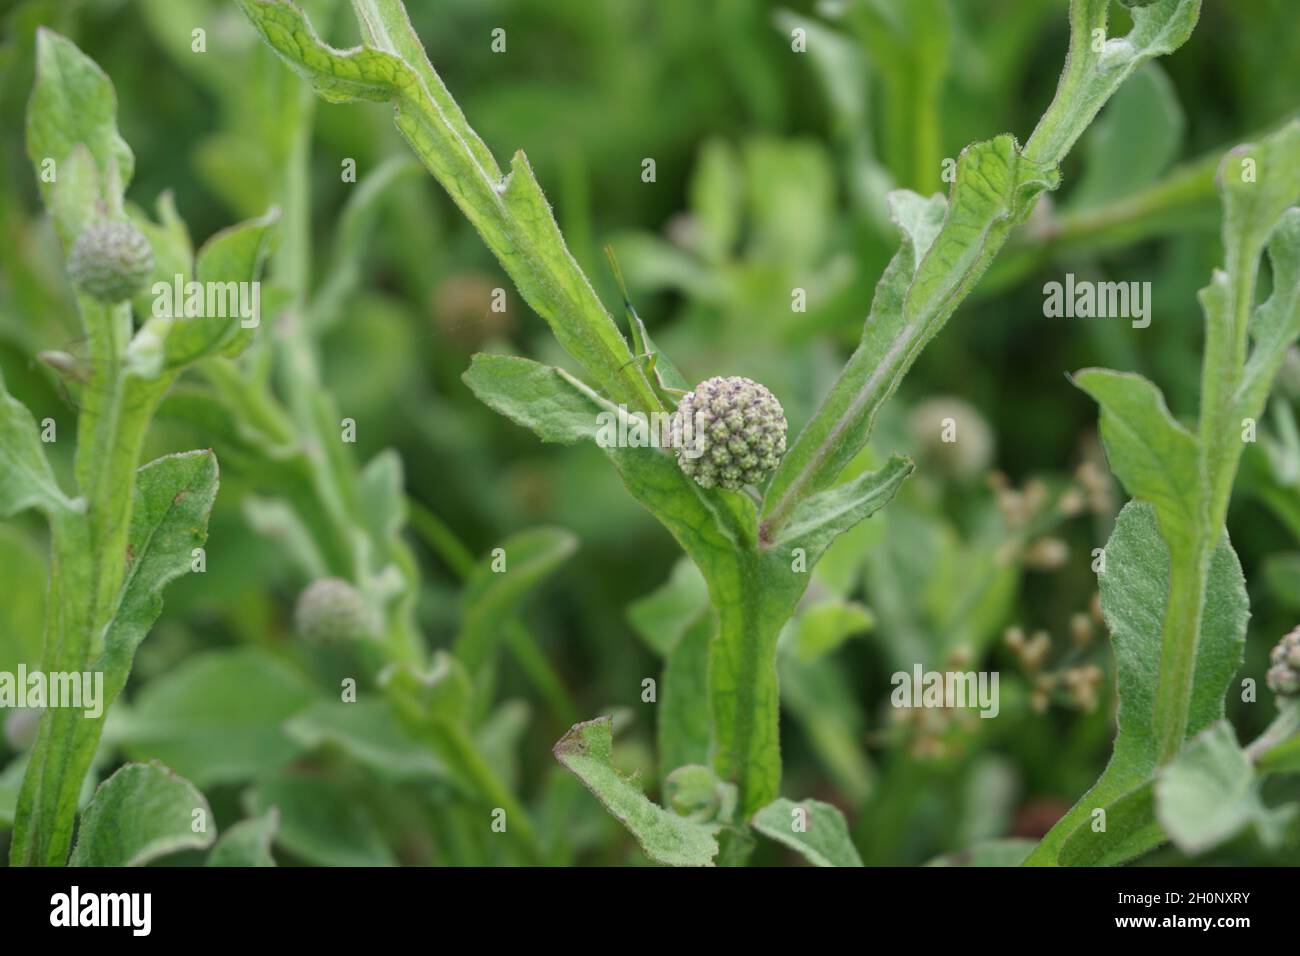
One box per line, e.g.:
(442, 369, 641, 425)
(1023, 119, 1300, 865)
(4, 28, 276, 866)
(233, 0, 1226, 866)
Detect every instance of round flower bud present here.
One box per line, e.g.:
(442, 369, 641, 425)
(67, 220, 154, 304)
(1266, 626, 1300, 698)
(294, 577, 373, 643)
(907, 396, 994, 481)
(671, 376, 787, 491)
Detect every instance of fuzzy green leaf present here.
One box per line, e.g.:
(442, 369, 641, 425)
(1022, 0, 1202, 167)
(1073, 368, 1200, 557)
(553, 717, 719, 867)
(12, 451, 218, 866)
(138, 207, 280, 370)
(245, 773, 395, 867)
(69, 762, 213, 866)
(116, 648, 317, 787)
(284, 700, 445, 781)
(26, 27, 133, 225)
(0, 368, 75, 519)
(1024, 501, 1248, 865)
(751, 797, 863, 867)
(1239, 208, 1300, 420)
(1155, 721, 1295, 854)
(761, 140, 1057, 536)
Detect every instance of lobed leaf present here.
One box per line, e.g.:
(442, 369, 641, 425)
(553, 717, 719, 867)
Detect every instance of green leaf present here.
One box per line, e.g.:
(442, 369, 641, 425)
(245, 773, 396, 867)
(69, 762, 213, 866)
(0, 367, 76, 519)
(132, 207, 280, 371)
(1022, 0, 1202, 167)
(553, 717, 719, 867)
(1072, 368, 1200, 557)
(456, 527, 577, 676)
(206, 809, 279, 867)
(13, 450, 219, 866)
(1024, 501, 1248, 865)
(26, 28, 133, 223)
(284, 700, 445, 781)
(382, 651, 539, 858)
(761, 140, 1057, 536)
(1058, 781, 1163, 866)
(776, 456, 915, 553)
(627, 558, 709, 658)
(116, 648, 317, 787)
(751, 797, 863, 867)
(658, 611, 715, 781)
(1155, 721, 1296, 854)
(1239, 208, 1300, 420)
(789, 600, 874, 664)
(127, 190, 194, 319)
(236, 0, 660, 413)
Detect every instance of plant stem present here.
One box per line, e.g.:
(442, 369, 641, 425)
(12, 301, 162, 865)
(1150, 543, 1211, 763)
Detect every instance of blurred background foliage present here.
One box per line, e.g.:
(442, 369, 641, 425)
(1, 0, 1299, 865)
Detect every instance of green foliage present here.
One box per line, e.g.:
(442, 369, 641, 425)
(69, 762, 213, 867)
(553, 717, 720, 867)
(1, 0, 1297, 871)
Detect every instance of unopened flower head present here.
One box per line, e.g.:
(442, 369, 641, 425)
(670, 376, 786, 491)
(1266, 626, 1300, 698)
(294, 577, 374, 643)
(67, 220, 154, 304)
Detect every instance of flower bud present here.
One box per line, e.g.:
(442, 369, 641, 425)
(294, 577, 374, 643)
(671, 376, 787, 491)
(1266, 626, 1300, 698)
(67, 220, 154, 304)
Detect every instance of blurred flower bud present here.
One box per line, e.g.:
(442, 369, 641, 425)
(908, 397, 994, 481)
(294, 577, 374, 643)
(1266, 626, 1300, 698)
(68, 220, 154, 304)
